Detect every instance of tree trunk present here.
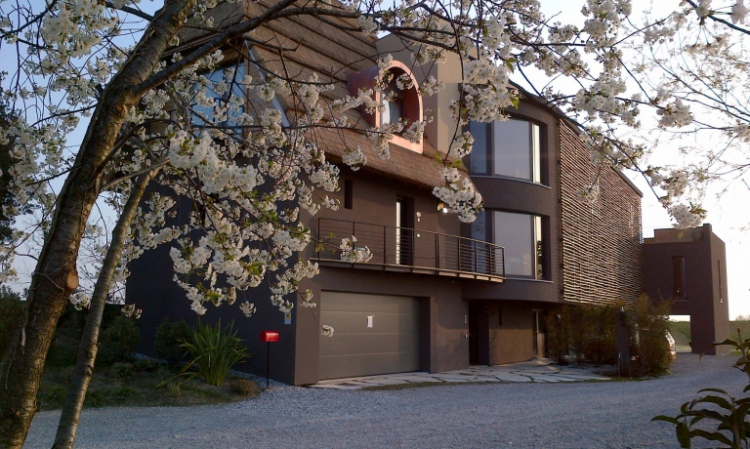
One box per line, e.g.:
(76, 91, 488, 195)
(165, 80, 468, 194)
(52, 170, 157, 449)
(0, 1, 194, 445)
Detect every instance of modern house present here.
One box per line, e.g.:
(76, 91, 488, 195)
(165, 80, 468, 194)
(644, 224, 731, 355)
(128, 3, 645, 385)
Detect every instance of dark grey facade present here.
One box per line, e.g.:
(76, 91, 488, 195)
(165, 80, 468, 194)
(127, 13, 647, 385)
(644, 224, 731, 355)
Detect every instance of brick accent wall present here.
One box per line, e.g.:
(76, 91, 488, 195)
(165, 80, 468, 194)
(559, 120, 644, 305)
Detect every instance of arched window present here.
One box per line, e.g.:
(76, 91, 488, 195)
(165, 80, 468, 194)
(347, 60, 423, 153)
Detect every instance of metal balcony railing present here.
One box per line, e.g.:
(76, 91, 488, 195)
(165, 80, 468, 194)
(314, 218, 505, 282)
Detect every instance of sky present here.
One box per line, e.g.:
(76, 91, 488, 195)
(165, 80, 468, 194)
(4, 0, 750, 318)
(537, 0, 750, 319)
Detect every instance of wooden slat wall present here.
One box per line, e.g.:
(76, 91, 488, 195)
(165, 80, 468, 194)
(559, 121, 644, 306)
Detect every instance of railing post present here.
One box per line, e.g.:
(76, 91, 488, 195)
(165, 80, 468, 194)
(383, 225, 387, 264)
(435, 234, 440, 269)
(457, 237, 461, 271)
(473, 241, 478, 273)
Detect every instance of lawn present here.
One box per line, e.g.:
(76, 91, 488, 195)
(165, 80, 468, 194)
(37, 364, 259, 411)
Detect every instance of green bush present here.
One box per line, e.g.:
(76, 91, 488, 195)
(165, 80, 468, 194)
(229, 378, 259, 397)
(627, 295, 673, 377)
(133, 359, 161, 373)
(0, 287, 24, 361)
(111, 362, 134, 380)
(179, 320, 248, 386)
(99, 316, 140, 364)
(546, 296, 671, 376)
(154, 319, 191, 364)
(545, 303, 619, 365)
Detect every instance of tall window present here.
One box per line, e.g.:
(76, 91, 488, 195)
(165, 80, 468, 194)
(470, 210, 544, 278)
(468, 118, 542, 183)
(672, 256, 687, 300)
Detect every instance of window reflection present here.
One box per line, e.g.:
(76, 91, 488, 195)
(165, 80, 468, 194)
(469, 210, 544, 279)
(468, 118, 542, 184)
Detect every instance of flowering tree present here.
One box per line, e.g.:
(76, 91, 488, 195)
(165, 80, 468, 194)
(2, 0, 749, 446)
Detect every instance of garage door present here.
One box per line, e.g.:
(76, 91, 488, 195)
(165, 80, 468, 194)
(319, 292, 421, 380)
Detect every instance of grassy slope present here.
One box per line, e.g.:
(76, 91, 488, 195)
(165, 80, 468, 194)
(668, 321, 750, 348)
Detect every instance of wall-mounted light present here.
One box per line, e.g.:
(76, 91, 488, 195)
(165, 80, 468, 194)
(437, 202, 449, 213)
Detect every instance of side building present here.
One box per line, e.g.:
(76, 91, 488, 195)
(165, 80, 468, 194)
(127, 6, 645, 385)
(643, 224, 730, 355)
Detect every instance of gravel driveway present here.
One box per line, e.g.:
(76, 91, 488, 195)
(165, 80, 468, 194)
(24, 353, 746, 448)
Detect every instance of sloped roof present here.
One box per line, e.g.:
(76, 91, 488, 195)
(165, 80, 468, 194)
(177, 0, 452, 189)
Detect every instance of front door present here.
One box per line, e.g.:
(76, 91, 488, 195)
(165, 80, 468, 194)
(395, 197, 414, 265)
(468, 302, 489, 365)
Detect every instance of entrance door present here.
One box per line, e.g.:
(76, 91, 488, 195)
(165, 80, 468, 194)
(468, 302, 489, 365)
(395, 197, 414, 265)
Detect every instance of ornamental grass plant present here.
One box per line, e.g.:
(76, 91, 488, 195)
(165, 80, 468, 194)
(174, 320, 248, 387)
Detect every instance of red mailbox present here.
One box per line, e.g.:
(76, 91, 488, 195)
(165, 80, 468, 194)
(260, 331, 279, 342)
(260, 331, 279, 388)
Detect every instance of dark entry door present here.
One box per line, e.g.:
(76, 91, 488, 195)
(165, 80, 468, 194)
(396, 197, 414, 265)
(468, 302, 489, 365)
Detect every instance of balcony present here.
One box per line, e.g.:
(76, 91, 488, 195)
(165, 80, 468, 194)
(313, 218, 505, 282)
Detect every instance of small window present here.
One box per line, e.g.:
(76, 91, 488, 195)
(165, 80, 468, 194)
(718, 259, 723, 303)
(344, 179, 353, 210)
(673, 256, 687, 300)
(381, 78, 404, 127)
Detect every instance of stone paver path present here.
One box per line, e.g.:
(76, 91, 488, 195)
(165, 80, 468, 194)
(312, 359, 610, 390)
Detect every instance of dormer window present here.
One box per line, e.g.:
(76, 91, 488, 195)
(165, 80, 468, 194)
(347, 60, 423, 154)
(381, 79, 404, 127)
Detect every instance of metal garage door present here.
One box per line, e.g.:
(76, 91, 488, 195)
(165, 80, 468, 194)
(319, 292, 421, 380)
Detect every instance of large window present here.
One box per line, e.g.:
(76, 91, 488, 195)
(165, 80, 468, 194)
(469, 118, 542, 183)
(470, 210, 544, 278)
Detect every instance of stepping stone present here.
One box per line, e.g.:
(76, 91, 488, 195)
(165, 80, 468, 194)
(311, 384, 363, 390)
(493, 374, 532, 382)
(361, 379, 409, 386)
(390, 376, 443, 383)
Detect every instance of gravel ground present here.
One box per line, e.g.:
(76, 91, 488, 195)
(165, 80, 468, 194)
(24, 353, 745, 448)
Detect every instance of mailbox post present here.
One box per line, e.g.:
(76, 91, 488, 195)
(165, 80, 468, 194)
(260, 331, 279, 388)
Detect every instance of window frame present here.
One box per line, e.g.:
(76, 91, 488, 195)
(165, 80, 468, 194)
(467, 116, 546, 185)
(470, 209, 547, 280)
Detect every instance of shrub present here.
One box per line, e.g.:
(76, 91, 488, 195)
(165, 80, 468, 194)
(154, 319, 191, 364)
(99, 315, 140, 364)
(627, 295, 673, 377)
(229, 378, 259, 397)
(111, 362, 134, 380)
(545, 303, 619, 365)
(179, 320, 248, 386)
(133, 359, 161, 373)
(0, 287, 24, 360)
